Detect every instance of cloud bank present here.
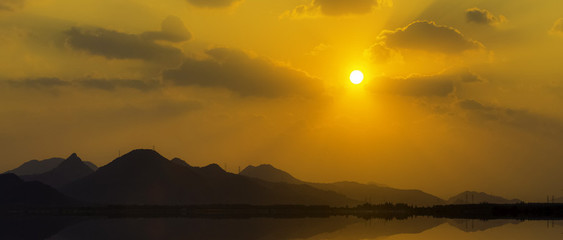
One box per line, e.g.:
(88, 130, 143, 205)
(163, 48, 322, 98)
(377, 21, 483, 54)
(65, 16, 190, 65)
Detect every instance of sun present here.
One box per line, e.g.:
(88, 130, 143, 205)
(350, 70, 364, 84)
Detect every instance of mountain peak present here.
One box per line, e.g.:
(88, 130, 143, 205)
(21, 152, 94, 189)
(171, 158, 190, 167)
(123, 149, 163, 159)
(65, 153, 82, 163)
(203, 163, 224, 172)
(112, 149, 168, 166)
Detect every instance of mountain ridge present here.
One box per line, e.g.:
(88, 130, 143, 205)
(62, 149, 355, 206)
(239, 164, 445, 206)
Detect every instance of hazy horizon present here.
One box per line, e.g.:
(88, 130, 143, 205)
(1, 0, 563, 203)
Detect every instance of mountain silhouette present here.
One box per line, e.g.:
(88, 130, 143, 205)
(84, 161, 98, 171)
(447, 191, 521, 204)
(0, 173, 76, 206)
(7, 156, 98, 176)
(21, 153, 95, 189)
(171, 157, 190, 167)
(240, 164, 444, 206)
(6, 158, 65, 175)
(63, 149, 355, 206)
(240, 164, 303, 184)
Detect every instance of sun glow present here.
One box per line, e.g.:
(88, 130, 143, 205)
(350, 70, 364, 84)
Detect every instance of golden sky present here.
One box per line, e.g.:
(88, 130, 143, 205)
(1, 0, 563, 201)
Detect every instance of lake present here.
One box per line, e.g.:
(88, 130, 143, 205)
(1, 216, 561, 239)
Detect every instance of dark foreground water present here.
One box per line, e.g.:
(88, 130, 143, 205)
(1, 216, 561, 240)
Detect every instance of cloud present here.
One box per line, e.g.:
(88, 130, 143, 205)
(6, 77, 70, 89)
(372, 70, 483, 97)
(550, 18, 563, 36)
(185, 0, 242, 8)
(458, 99, 563, 138)
(65, 27, 183, 64)
(0, 0, 24, 11)
(376, 21, 484, 54)
(3, 77, 160, 91)
(374, 74, 455, 97)
(76, 78, 160, 91)
(140, 16, 191, 43)
(64, 16, 190, 65)
(458, 99, 487, 110)
(364, 42, 394, 63)
(282, 0, 382, 18)
(460, 71, 485, 83)
(163, 47, 323, 98)
(465, 8, 506, 26)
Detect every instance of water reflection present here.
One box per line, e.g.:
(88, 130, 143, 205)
(1, 216, 561, 240)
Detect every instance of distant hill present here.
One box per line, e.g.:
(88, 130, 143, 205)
(6, 158, 64, 176)
(240, 164, 444, 206)
(447, 191, 522, 204)
(63, 149, 355, 206)
(7, 157, 97, 175)
(21, 153, 95, 189)
(240, 164, 303, 185)
(0, 173, 77, 207)
(310, 182, 444, 207)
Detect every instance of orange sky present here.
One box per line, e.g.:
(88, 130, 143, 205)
(1, 0, 563, 201)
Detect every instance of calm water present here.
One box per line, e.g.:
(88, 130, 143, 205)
(1, 216, 561, 239)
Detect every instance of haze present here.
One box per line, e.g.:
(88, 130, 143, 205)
(1, 0, 562, 202)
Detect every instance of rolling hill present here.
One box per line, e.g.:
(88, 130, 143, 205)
(240, 164, 445, 206)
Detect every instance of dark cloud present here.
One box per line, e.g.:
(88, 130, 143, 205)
(375, 74, 455, 97)
(65, 27, 183, 64)
(64, 17, 190, 65)
(163, 47, 323, 98)
(377, 21, 483, 54)
(76, 78, 160, 91)
(283, 0, 380, 18)
(466, 8, 506, 26)
(141, 16, 191, 43)
(458, 99, 563, 138)
(186, 0, 242, 8)
(458, 99, 487, 110)
(4, 77, 160, 91)
(550, 18, 563, 35)
(6, 77, 70, 89)
(0, 0, 24, 11)
(372, 70, 484, 97)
